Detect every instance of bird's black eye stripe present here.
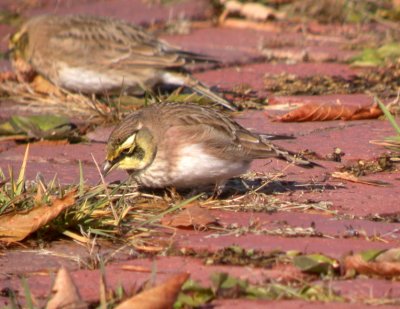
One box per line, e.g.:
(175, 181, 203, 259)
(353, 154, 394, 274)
(118, 146, 144, 160)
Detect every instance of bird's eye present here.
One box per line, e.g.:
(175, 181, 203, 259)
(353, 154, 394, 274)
(120, 148, 132, 156)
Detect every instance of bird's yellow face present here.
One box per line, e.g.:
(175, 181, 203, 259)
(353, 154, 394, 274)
(103, 127, 157, 175)
(8, 27, 29, 60)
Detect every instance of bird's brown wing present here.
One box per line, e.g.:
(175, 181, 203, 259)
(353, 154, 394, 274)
(153, 103, 315, 166)
(153, 103, 277, 161)
(31, 15, 212, 70)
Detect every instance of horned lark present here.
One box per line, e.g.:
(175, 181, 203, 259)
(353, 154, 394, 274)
(103, 103, 316, 189)
(9, 14, 236, 111)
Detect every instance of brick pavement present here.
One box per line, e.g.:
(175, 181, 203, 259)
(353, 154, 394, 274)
(0, 0, 399, 307)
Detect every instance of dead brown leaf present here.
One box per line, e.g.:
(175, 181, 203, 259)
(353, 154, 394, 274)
(276, 102, 383, 122)
(0, 190, 76, 243)
(161, 205, 218, 229)
(120, 265, 173, 274)
(31, 75, 62, 95)
(331, 172, 391, 187)
(46, 267, 87, 309)
(115, 273, 189, 309)
(344, 254, 400, 278)
(349, 104, 384, 120)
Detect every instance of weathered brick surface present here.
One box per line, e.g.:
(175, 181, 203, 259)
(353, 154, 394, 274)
(1, 0, 212, 25)
(2, 254, 400, 306)
(194, 62, 360, 91)
(174, 232, 394, 258)
(164, 25, 359, 64)
(0, 1, 399, 308)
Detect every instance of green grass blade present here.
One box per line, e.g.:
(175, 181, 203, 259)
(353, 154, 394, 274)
(20, 277, 35, 309)
(376, 97, 400, 135)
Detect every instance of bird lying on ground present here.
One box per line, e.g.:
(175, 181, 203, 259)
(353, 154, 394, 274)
(8, 14, 236, 111)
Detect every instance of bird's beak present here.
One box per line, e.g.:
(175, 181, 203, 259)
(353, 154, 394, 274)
(102, 161, 114, 176)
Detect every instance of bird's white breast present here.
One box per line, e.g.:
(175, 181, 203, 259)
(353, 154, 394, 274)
(135, 144, 249, 189)
(58, 67, 120, 92)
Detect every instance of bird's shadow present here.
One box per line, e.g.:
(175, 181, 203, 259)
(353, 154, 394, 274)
(126, 177, 341, 200)
(218, 178, 340, 199)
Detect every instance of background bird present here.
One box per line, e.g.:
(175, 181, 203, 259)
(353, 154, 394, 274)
(8, 14, 236, 111)
(104, 103, 317, 189)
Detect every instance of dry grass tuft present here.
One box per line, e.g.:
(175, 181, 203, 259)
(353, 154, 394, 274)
(0, 79, 111, 122)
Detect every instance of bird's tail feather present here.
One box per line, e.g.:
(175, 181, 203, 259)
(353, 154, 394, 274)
(185, 76, 237, 111)
(259, 133, 295, 141)
(175, 50, 220, 64)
